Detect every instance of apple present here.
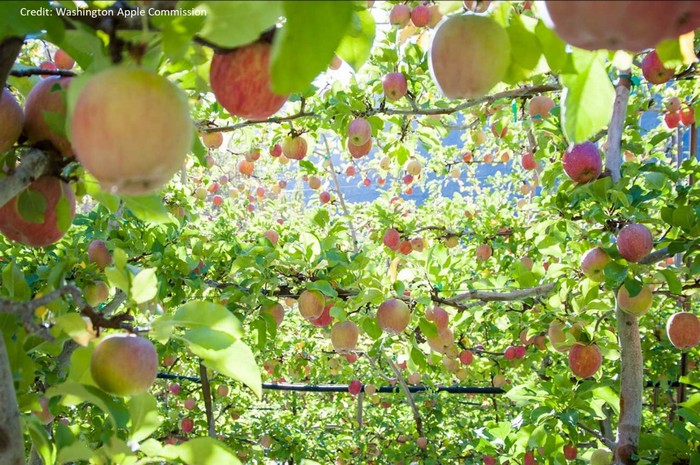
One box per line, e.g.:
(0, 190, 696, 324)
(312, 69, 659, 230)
(406, 158, 422, 176)
(84, 280, 109, 306)
(616, 223, 653, 262)
(548, 320, 571, 352)
(430, 15, 510, 99)
(212, 194, 223, 206)
(459, 350, 474, 365)
(475, 244, 492, 261)
(464, 1, 491, 12)
(298, 290, 325, 321)
(216, 385, 229, 397)
(403, 174, 414, 184)
(425, 307, 449, 330)
(319, 191, 331, 204)
(427, 328, 454, 354)
(666, 312, 700, 350)
(0, 88, 23, 153)
(562, 142, 602, 184)
(162, 355, 175, 367)
(590, 449, 612, 465)
(209, 42, 288, 120)
(348, 118, 372, 146)
(563, 443, 578, 460)
(24, 77, 73, 157)
(514, 345, 526, 358)
(263, 229, 279, 246)
(237, 160, 255, 176)
(310, 303, 333, 327)
(282, 135, 308, 160)
(364, 384, 377, 395)
(666, 97, 682, 112)
(389, 4, 411, 27)
(617, 284, 653, 316)
(483, 455, 497, 465)
(521, 152, 537, 170)
(348, 379, 362, 395)
(445, 235, 459, 248)
(201, 131, 223, 149)
(416, 437, 428, 449)
(90, 334, 158, 396)
(184, 398, 196, 410)
(348, 137, 372, 159)
(542, 1, 700, 52)
(411, 5, 430, 27)
(39, 60, 57, 78)
(680, 107, 695, 126)
(331, 321, 359, 353)
(642, 50, 675, 84)
(245, 149, 261, 162)
(407, 372, 421, 385)
(462, 152, 473, 163)
(345, 166, 356, 177)
(169, 383, 181, 395)
(383, 72, 408, 101)
(181, 418, 194, 434)
(568, 343, 602, 378)
(524, 450, 536, 465)
(54, 49, 74, 69)
(580, 247, 611, 282)
(88, 239, 112, 269)
(262, 303, 284, 327)
(410, 237, 425, 252)
(0, 176, 76, 248)
(71, 67, 193, 195)
(383, 228, 401, 250)
(504, 346, 517, 360)
(363, 177, 371, 187)
(377, 299, 411, 334)
(329, 54, 343, 70)
(528, 95, 555, 119)
(380, 156, 391, 170)
(270, 143, 282, 157)
(665, 111, 681, 128)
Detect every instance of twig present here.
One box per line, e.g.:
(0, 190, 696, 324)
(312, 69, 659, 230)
(322, 135, 359, 253)
(578, 422, 615, 449)
(382, 352, 423, 435)
(199, 361, 216, 438)
(448, 283, 555, 304)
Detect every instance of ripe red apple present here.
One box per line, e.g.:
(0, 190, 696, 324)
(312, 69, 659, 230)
(201, 131, 223, 149)
(84, 280, 109, 306)
(389, 4, 411, 27)
(209, 42, 288, 120)
(542, 1, 700, 52)
(665, 111, 681, 128)
(263, 303, 284, 327)
(363, 177, 371, 186)
(416, 437, 428, 449)
(521, 152, 537, 170)
(245, 149, 261, 162)
(524, 450, 536, 465)
(345, 165, 356, 176)
(514, 345, 526, 358)
(331, 321, 360, 353)
(237, 160, 254, 176)
(348, 379, 362, 395)
(310, 303, 333, 327)
(567, 343, 602, 378)
(282, 135, 307, 160)
(87, 239, 111, 269)
(680, 107, 695, 126)
(580, 247, 611, 282)
(319, 191, 331, 204)
(563, 443, 578, 460)
(71, 67, 193, 195)
(54, 49, 74, 69)
(377, 299, 411, 334)
(562, 142, 602, 184)
(459, 350, 473, 365)
(39, 61, 57, 78)
(298, 290, 325, 321)
(184, 398, 196, 410)
(169, 383, 181, 395)
(348, 118, 372, 146)
(0, 88, 23, 153)
(348, 137, 372, 159)
(181, 417, 194, 434)
(411, 5, 430, 27)
(617, 284, 653, 316)
(0, 176, 75, 248)
(90, 334, 158, 396)
(528, 95, 555, 119)
(403, 174, 414, 185)
(617, 223, 653, 262)
(641, 50, 675, 84)
(383, 72, 408, 101)
(431, 15, 510, 99)
(383, 228, 401, 250)
(24, 77, 73, 157)
(398, 240, 413, 255)
(666, 312, 700, 350)
(504, 346, 517, 360)
(475, 244, 492, 261)
(263, 229, 279, 246)
(212, 194, 224, 206)
(270, 143, 282, 157)
(410, 237, 425, 252)
(666, 97, 682, 112)
(483, 455, 497, 465)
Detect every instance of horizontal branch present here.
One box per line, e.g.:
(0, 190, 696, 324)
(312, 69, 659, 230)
(449, 282, 556, 304)
(638, 247, 670, 265)
(200, 111, 319, 133)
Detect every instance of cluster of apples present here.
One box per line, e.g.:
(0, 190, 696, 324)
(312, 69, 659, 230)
(664, 97, 695, 129)
(382, 227, 425, 254)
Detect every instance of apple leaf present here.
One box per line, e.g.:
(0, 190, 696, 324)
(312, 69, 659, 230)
(560, 49, 615, 144)
(46, 381, 129, 429)
(271, 1, 354, 94)
(337, 9, 376, 72)
(17, 189, 46, 224)
(122, 195, 176, 225)
(131, 268, 158, 304)
(128, 393, 161, 443)
(535, 19, 574, 74)
(24, 416, 57, 465)
(189, 1, 282, 49)
(153, 301, 243, 340)
(173, 437, 242, 465)
(2, 260, 31, 301)
(656, 31, 697, 68)
(503, 14, 542, 84)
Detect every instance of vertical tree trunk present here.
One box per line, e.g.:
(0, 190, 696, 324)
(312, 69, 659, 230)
(0, 333, 26, 465)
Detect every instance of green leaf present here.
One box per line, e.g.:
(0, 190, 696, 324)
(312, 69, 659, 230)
(659, 269, 683, 295)
(24, 416, 57, 465)
(131, 268, 158, 304)
(419, 317, 438, 339)
(173, 437, 242, 465)
(271, 1, 354, 93)
(560, 49, 615, 143)
(503, 14, 542, 83)
(337, 9, 376, 72)
(2, 260, 31, 301)
(0, 2, 65, 41)
(128, 392, 162, 443)
(83, 175, 120, 212)
(534, 19, 572, 74)
(122, 195, 176, 225)
(55, 191, 73, 233)
(151, 6, 207, 61)
(192, 1, 282, 48)
(307, 280, 338, 298)
(17, 189, 47, 224)
(46, 381, 130, 429)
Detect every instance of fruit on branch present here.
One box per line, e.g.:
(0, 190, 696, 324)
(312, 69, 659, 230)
(523, 451, 536, 465)
(666, 97, 682, 112)
(383, 72, 408, 101)
(209, 42, 288, 120)
(483, 455, 496, 465)
(0, 88, 23, 153)
(39, 61, 57, 77)
(348, 137, 372, 159)
(616, 223, 653, 263)
(416, 437, 428, 449)
(428, 4, 442, 28)
(542, 1, 700, 52)
(237, 160, 254, 176)
(54, 49, 74, 69)
(244, 149, 260, 163)
(184, 398, 196, 410)
(217, 385, 229, 397)
(308, 175, 322, 190)
(201, 131, 223, 149)
(71, 67, 193, 195)
(377, 299, 411, 334)
(665, 111, 681, 128)
(590, 449, 612, 465)
(282, 135, 308, 160)
(0, 176, 75, 247)
(270, 143, 282, 157)
(348, 379, 362, 395)
(617, 284, 653, 316)
(263, 229, 279, 245)
(331, 320, 360, 353)
(562, 142, 602, 184)
(88, 239, 112, 269)
(427, 328, 454, 354)
(406, 158, 422, 176)
(680, 107, 695, 125)
(430, 15, 510, 99)
(410, 237, 425, 252)
(90, 334, 158, 396)
(471, 130, 487, 145)
(464, 0, 491, 12)
(24, 77, 73, 157)
(528, 95, 555, 119)
(389, 4, 411, 27)
(212, 194, 223, 206)
(567, 343, 602, 378)
(411, 5, 430, 27)
(262, 303, 285, 327)
(403, 174, 414, 185)
(181, 418, 194, 434)
(346, 166, 356, 176)
(319, 191, 331, 204)
(504, 346, 517, 360)
(475, 244, 492, 261)
(563, 443, 578, 461)
(84, 280, 109, 306)
(580, 247, 610, 282)
(444, 235, 459, 248)
(548, 320, 572, 352)
(310, 303, 333, 327)
(667, 312, 700, 349)
(383, 228, 401, 250)
(348, 118, 372, 146)
(329, 54, 343, 70)
(298, 290, 326, 321)
(641, 50, 675, 84)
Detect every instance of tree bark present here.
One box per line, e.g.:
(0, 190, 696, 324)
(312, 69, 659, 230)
(0, 333, 26, 465)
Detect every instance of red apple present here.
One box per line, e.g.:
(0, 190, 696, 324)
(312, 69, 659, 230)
(201, 131, 223, 149)
(459, 350, 473, 365)
(430, 15, 510, 99)
(580, 247, 611, 282)
(383, 72, 408, 101)
(263, 303, 284, 327)
(411, 5, 430, 27)
(665, 111, 681, 128)
(90, 335, 158, 396)
(245, 148, 261, 162)
(666, 312, 700, 350)
(0, 88, 23, 153)
(348, 118, 372, 146)
(71, 67, 193, 195)
(181, 417, 194, 434)
(184, 398, 196, 410)
(398, 240, 413, 255)
(346, 166, 356, 176)
(464, 1, 492, 12)
(310, 303, 333, 327)
(410, 237, 425, 252)
(504, 346, 517, 360)
(483, 455, 497, 465)
(282, 135, 308, 160)
(263, 229, 279, 246)
(416, 437, 428, 449)
(425, 307, 449, 330)
(238, 160, 254, 176)
(363, 177, 371, 186)
(617, 284, 653, 316)
(298, 290, 325, 321)
(319, 191, 331, 204)
(377, 299, 411, 334)
(348, 379, 362, 395)
(270, 143, 282, 157)
(641, 50, 675, 84)
(475, 244, 492, 261)
(348, 137, 372, 159)
(39, 60, 57, 78)
(331, 321, 360, 353)
(528, 95, 555, 119)
(54, 49, 74, 69)
(680, 107, 695, 126)
(568, 343, 602, 378)
(389, 4, 411, 27)
(562, 142, 602, 184)
(209, 42, 288, 120)
(383, 228, 401, 250)
(427, 328, 454, 354)
(563, 443, 578, 461)
(24, 77, 73, 157)
(88, 239, 112, 269)
(524, 450, 536, 465)
(617, 223, 653, 263)
(521, 152, 537, 170)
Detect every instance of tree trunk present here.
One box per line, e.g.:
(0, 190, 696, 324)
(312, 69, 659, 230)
(0, 333, 26, 465)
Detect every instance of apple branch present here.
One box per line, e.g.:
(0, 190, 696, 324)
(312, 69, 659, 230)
(9, 68, 76, 78)
(382, 352, 423, 436)
(577, 422, 615, 450)
(198, 362, 216, 438)
(0, 149, 52, 208)
(0, 331, 24, 465)
(448, 282, 556, 304)
(201, 111, 319, 133)
(322, 135, 359, 253)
